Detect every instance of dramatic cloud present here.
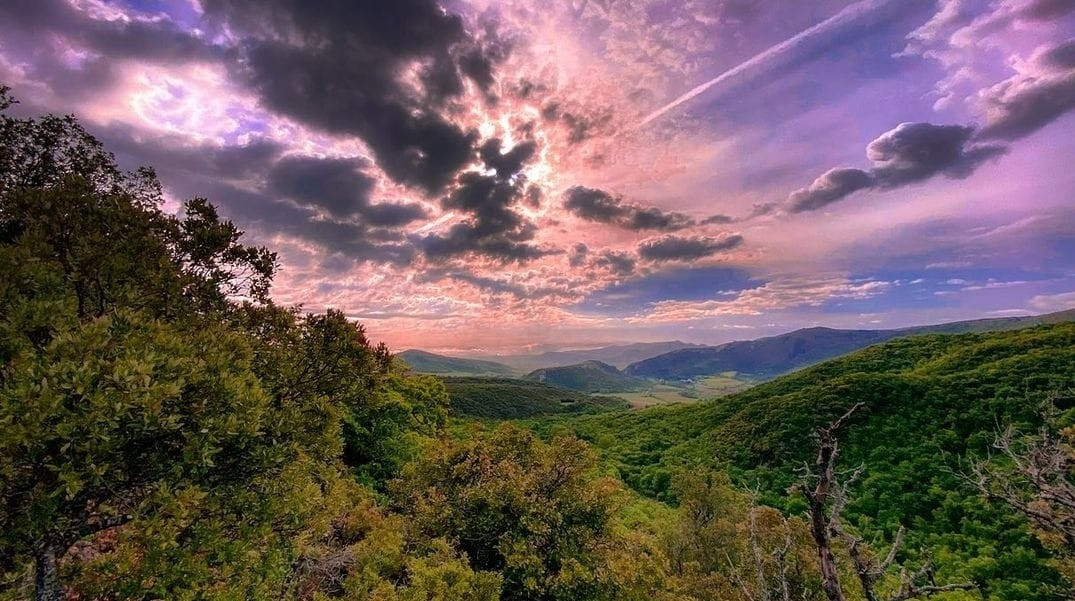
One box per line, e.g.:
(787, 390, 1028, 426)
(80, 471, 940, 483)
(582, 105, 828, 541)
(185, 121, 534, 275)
(787, 122, 1007, 212)
(267, 156, 427, 226)
(977, 38, 1075, 141)
(787, 168, 874, 213)
(591, 250, 637, 276)
(418, 172, 551, 263)
(198, 0, 504, 194)
(479, 138, 537, 179)
(563, 186, 695, 231)
(2, 0, 1073, 350)
(568, 243, 589, 268)
(193, 180, 418, 267)
(637, 234, 744, 262)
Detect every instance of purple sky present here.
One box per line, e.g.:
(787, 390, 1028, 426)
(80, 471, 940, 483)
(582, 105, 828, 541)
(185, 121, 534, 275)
(2, 0, 1073, 353)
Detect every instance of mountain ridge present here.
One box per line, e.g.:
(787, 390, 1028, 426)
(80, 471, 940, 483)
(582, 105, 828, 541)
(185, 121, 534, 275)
(397, 349, 519, 376)
(624, 308, 1075, 380)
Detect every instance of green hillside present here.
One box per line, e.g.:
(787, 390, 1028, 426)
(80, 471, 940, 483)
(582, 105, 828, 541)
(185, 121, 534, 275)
(533, 323, 1075, 599)
(525, 360, 646, 393)
(398, 349, 519, 376)
(442, 376, 628, 419)
(625, 309, 1075, 380)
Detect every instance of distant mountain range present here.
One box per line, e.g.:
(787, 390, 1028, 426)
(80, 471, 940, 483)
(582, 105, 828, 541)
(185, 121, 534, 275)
(624, 309, 1075, 380)
(525, 360, 647, 393)
(396, 349, 519, 377)
(399, 309, 1075, 382)
(482, 341, 706, 371)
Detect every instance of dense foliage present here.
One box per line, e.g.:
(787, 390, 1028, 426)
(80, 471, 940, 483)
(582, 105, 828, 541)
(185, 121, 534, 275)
(442, 376, 628, 419)
(531, 324, 1075, 599)
(0, 89, 452, 600)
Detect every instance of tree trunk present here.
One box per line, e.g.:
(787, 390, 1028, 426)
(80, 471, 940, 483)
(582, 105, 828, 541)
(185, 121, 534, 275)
(34, 547, 61, 601)
(807, 499, 845, 601)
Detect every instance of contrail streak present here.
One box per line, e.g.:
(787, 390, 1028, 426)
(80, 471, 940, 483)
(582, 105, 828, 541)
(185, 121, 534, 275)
(634, 0, 900, 129)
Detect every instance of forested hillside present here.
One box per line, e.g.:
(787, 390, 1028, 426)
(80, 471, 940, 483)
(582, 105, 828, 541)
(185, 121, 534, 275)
(442, 376, 628, 418)
(525, 360, 646, 392)
(534, 323, 1075, 599)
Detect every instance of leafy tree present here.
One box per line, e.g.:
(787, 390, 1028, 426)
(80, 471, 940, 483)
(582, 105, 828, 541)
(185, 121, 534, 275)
(662, 469, 823, 601)
(968, 394, 1075, 596)
(0, 87, 460, 599)
(0, 312, 282, 599)
(0, 86, 274, 335)
(288, 473, 502, 600)
(0, 89, 327, 600)
(391, 425, 665, 601)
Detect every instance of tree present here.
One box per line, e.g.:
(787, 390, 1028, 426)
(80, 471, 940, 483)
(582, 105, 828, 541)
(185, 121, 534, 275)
(0, 89, 304, 600)
(0, 88, 469, 599)
(796, 404, 977, 601)
(0, 312, 285, 600)
(967, 393, 1075, 592)
(391, 425, 661, 601)
(0, 88, 274, 335)
(662, 469, 822, 601)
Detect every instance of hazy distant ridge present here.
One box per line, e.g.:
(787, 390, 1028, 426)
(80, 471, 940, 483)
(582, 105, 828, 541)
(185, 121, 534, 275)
(625, 309, 1075, 380)
(483, 341, 705, 371)
(397, 349, 518, 376)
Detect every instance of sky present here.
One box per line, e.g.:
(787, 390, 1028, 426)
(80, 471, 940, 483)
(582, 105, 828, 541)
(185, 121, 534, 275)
(1, 0, 1073, 354)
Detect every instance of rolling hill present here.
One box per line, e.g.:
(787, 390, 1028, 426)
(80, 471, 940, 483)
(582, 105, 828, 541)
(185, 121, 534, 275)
(534, 322, 1075, 599)
(525, 360, 647, 393)
(397, 349, 518, 376)
(625, 308, 1075, 380)
(441, 376, 628, 419)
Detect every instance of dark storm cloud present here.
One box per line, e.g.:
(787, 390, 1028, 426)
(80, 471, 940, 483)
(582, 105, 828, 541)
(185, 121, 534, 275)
(417, 172, 552, 263)
(977, 38, 1075, 142)
(267, 156, 427, 226)
(569, 243, 590, 268)
(787, 122, 1007, 212)
(540, 102, 614, 144)
(637, 234, 744, 262)
(200, 0, 505, 195)
(592, 250, 637, 276)
(91, 124, 284, 180)
(479, 138, 537, 178)
(563, 186, 695, 231)
(867, 123, 1004, 185)
(82, 125, 420, 266)
(787, 168, 874, 213)
(700, 214, 736, 225)
(1, 0, 511, 196)
(268, 156, 376, 217)
(179, 179, 417, 266)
